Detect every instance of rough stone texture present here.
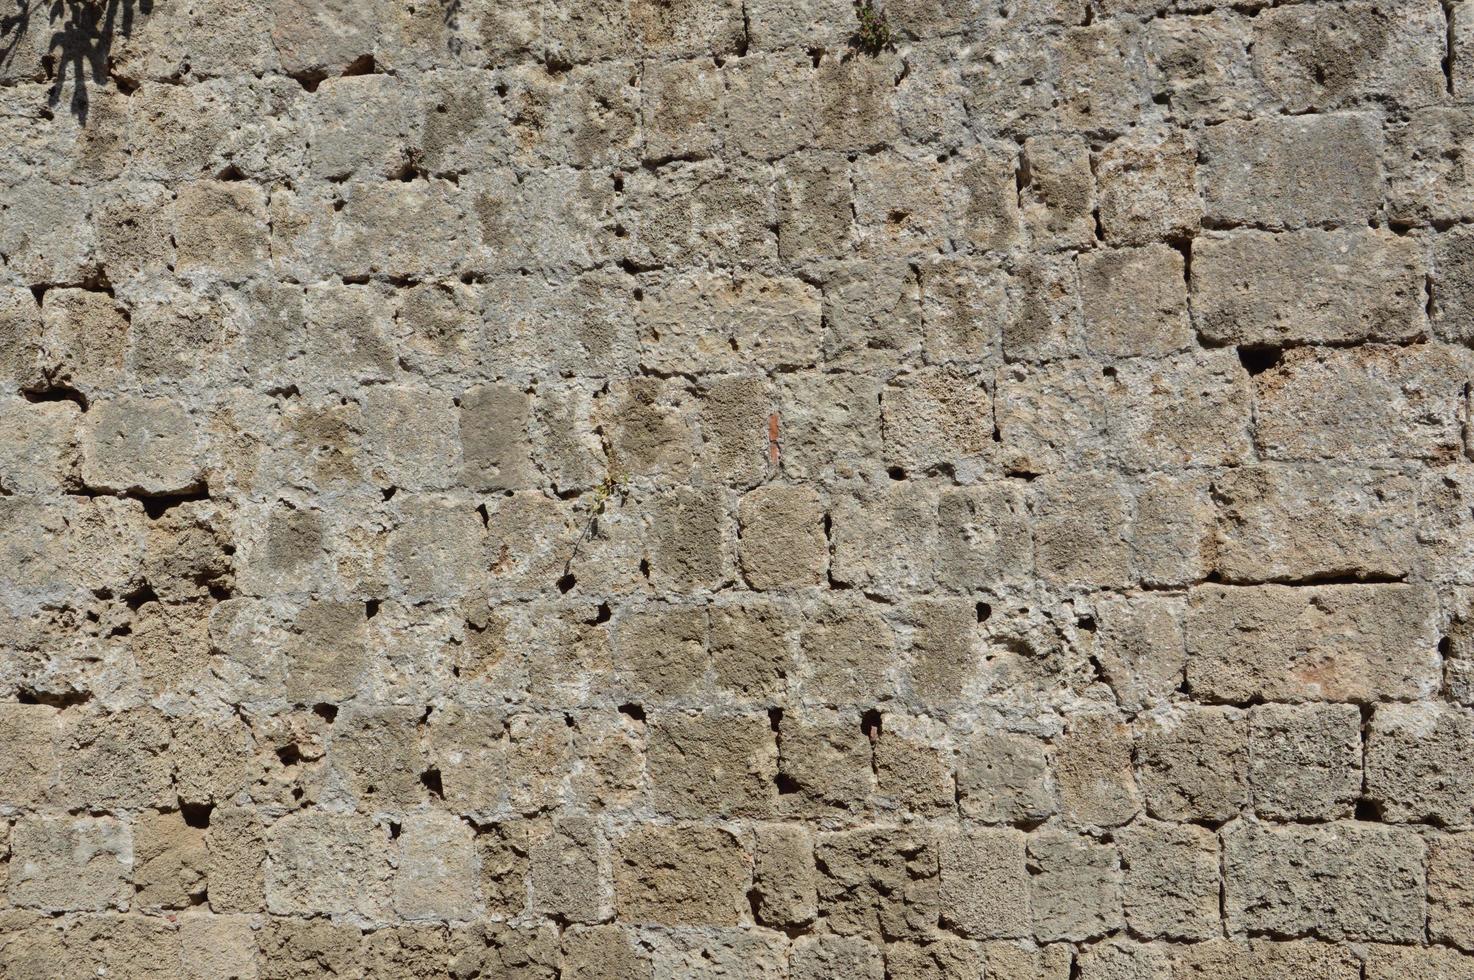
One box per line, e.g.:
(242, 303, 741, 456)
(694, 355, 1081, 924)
(2, 0, 1472, 973)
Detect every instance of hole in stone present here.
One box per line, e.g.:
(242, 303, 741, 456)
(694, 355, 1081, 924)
(1237, 346, 1282, 376)
(22, 383, 89, 411)
(276, 744, 302, 767)
(618, 703, 646, 723)
(365, 599, 381, 619)
(887, 466, 907, 481)
(976, 601, 992, 623)
(768, 707, 783, 732)
(420, 768, 444, 798)
(1354, 798, 1383, 821)
(557, 572, 577, 593)
(638, 558, 651, 579)
(388, 820, 402, 839)
(1076, 615, 1096, 632)
(382, 486, 398, 501)
(123, 582, 158, 611)
(341, 53, 376, 76)
(180, 802, 213, 829)
(592, 602, 612, 624)
(313, 703, 339, 723)
(776, 773, 801, 794)
(860, 708, 882, 742)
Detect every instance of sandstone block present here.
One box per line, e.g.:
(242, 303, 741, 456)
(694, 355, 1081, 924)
(1389, 107, 1474, 225)
(1253, 0, 1446, 112)
(1078, 246, 1191, 358)
(8, 815, 132, 912)
(1254, 344, 1469, 463)
(0, 704, 57, 809)
(1185, 584, 1441, 703)
(613, 825, 747, 927)
(265, 811, 391, 917)
(957, 731, 1054, 826)
(1092, 594, 1186, 712)
(816, 829, 939, 939)
(1366, 703, 1474, 824)
(1191, 229, 1426, 346)
(1118, 822, 1219, 941)
(1212, 464, 1419, 583)
(1223, 821, 1425, 941)
(790, 935, 884, 980)
(1105, 350, 1252, 471)
(1028, 833, 1122, 942)
(133, 812, 209, 912)
(939, 828, 1031, 940)
(1249, 703, 1362, 821)
(738, 486, 828, 590)
(1136, 707, 1249, 822)
(1054, 712, 1140, 828)
(648, 710, 777, 818)
(1094, 128, 1201, 244)
(1198, 114, 1383, 229)
(394, 811, 478, 922)
(1021, 133, 1095, 250)
(753, 825, 817, 928)
(81, 396, 203, 495)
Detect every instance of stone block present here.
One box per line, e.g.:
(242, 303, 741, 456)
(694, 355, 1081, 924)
(1185, 584, 1441, 703)
(1249, 704, 1362, 821)
(7, 815, 132, 912)
(1136, 707, 1249, 822)
(1198, 114, 1383, 229)
(613, 825, 747, 927)
(1191, 229, 1426, 346)
(1223, 821, 1424, 942)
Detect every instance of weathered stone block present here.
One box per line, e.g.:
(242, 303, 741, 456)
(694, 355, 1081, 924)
(1136, 707, 1249, 822)
(1185, 584, 1441, 703)
(1028, 833, 1123, 942)
(1223, 821, 1425, 942)
(939, 828, 1031, 939)
(1366, 703, 1474, 824)
(81, 396, 203, 495)
(1095, 128, 1201, 244)
(265, 811, 391, 917)
(8, 816, 131, 912)
(1212, 464, 1419, 583)
(1053, 712, 1140, 828)
(1191, 229, 1426, 346)
(1198, 114, 1383, 229)
(648, 710, 777, 818)
(816, 829, 939, 939)
(1078, 245, 1191, 358)
(614, 825, 747, 927)
(738, 486, 828, 590)
(1249, 703, 1362, 821)
(1118, 822, 1219, 941)
(1254, 344, 1469, 464)
(753, 824, 817, 928)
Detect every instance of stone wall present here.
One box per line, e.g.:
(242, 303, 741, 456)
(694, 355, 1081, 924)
(2, 0, 1473, 976)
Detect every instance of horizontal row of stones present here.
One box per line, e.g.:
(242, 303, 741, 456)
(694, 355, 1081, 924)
(8, 223, 1474, 374)
(0, 915, 1467, 980)
(12, 116, 1474, 286)
(5, 518, 1473, 720)
(7, 1, 1474, 148)
(5, 805, 1474, 945)
(10, 451, 1474, 594)
(8, 689, 1474, 822)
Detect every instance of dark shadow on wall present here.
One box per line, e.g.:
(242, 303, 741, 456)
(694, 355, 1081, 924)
(1, 0, 151, 123)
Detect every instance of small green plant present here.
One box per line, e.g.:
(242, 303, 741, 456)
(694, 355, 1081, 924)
(562, 461, 629, 583)
(853, 1, 893, 55)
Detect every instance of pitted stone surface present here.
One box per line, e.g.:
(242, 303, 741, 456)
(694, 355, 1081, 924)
(2, 0, 1473, 976)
